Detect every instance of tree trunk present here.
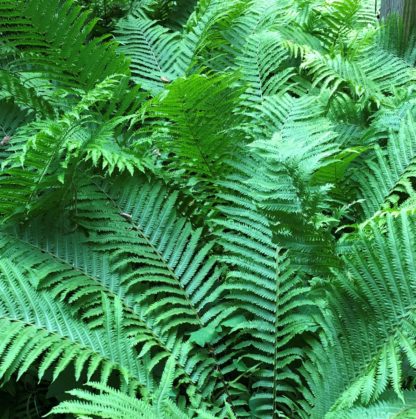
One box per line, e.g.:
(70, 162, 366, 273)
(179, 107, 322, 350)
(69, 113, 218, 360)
(381, 0, 416, 42)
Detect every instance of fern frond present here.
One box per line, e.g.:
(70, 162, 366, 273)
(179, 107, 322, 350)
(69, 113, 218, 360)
(0, 256, 146, 389)
(0, 76, 142, 221)
(325, 391, 416, 419)
(0, 70, 55, 117)
(238, 31, 295, 115)
(50, 368, 218, 419)
(146, 73, 245, 183)
(68, 175, 235, 407)
(211, 159, 316, 417)
(301, 45, 415, 104)
(50, 382, 161, 418)
(175, 0, 240, 74)
(76, 176, 227, 334)
(303, 210, 416, 417)
(354, 113, 416, 218)
(249, 97, 341, 275)
(0, 100, 31, 162)
(116, 16, 180, 93)
(3, 220, 223, 409)
(0, 0, 129, 90)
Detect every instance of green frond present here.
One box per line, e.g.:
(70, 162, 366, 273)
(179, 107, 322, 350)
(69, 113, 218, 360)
(0, 256, 147, 390)
(145, 73, 245, 184)
(248, 97, 341, 275)
(218, 0, 294, 65)
(18, 174, 234, 407)
(0, 0, 129, 90)
(2, 223, 216, 408)
(0, 76, 143, 221)
(326, 391, 416, 419)
(0, 100, 31, 162)
(0, 70, 55, 117)
(75, 176, 227, 335)
(51, 369, 219, 419)
(1, 0, 416, 417)
(238, 31, 295, 114)
(116, 15, 180, 92)
(354, 113, 416, 218)
(313, 0, 376, 48)
(303, 210, 416, 417)
(301, 44, 415, 104)
(175, 0, 241, 74)
(211, 159, 316, 417)
(50, 382, 165, 418)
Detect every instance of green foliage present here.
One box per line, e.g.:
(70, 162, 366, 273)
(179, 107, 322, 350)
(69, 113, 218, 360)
(146, 74, 245, 182)
(116, 15, 181, 92)
(354, 114, 416, 218)
(2, 0, 416, 418)
(302, 210, 416, 417)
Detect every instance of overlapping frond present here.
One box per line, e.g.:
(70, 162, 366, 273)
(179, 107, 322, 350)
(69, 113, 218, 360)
(303, 210, 416, 417)
(0, 254, 146, 389)
(50, 359, 200, 419)
(0, 0, 128, 90)
(1, 0, 416, 417)
(210, 159, 316, 417)
(0, 76, 144, 221)
(354, 113, 416, 218)
(325, 391, 416, 419)
(70, 176, 237, 408)
(1, 176, 240, 410)
(238, 31, 295, 115)
(248, 97, 341, 276)
(145, 73, 245, 185)
(116, 15, 180, 92)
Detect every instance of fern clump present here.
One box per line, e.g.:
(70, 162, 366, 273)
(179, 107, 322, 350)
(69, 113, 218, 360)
(1, 0, 416, 418)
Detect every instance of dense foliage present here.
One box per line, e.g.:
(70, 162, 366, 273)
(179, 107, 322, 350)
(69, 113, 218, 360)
(1, 0, 416, 417)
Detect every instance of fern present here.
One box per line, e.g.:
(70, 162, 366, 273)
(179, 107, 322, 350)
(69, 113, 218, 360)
(2, 175, 241, 412)
(237, 31, 295, 115)
(325, 391, 416, 419)
(303, 210, 416, 417)
(144, 73, 245, 186)
(116, 15, 180, 92)
(248, 97, 341, 276)
(0, 70, 55, 118)
(0, 0, 128, 90)
(2, 0, 416, 417)
(0, 76, 144, 221)
(49, 359, 207, 418)
(210, 159, 316, 417)
(0, 255, 146, 389)
(354, 113, 416, 218)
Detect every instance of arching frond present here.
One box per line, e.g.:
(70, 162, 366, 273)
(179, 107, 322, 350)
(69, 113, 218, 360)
(325, 391, 416, 419)
(50, 358, 202, 419)
(237, 31, 295, 114)
(0, 0, 128, 90)
(354, 114, 416, 218)
(303, 210, 416, 417)
(1, 175, 239, 409)
(1, 0, 416, 417)
(63, 175, 235, 407)
(145, 73, 245, 184)
(210, 159, 316, 417)
(0, 256, 147, 389)
(116, 16, 180, 93)
(248, 97, 341, 276)
(0, 76, 143, 221)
